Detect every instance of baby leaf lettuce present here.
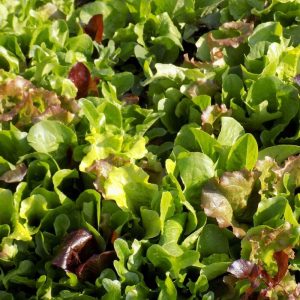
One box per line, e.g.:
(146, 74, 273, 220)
(0, 0, 300, 299)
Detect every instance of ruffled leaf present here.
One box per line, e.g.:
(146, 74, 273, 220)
(52, 229, 96, 272)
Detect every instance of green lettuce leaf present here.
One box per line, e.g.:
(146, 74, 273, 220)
(104, 165, 159, 214)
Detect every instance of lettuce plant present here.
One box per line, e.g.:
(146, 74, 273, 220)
(0, 0, 300, 299)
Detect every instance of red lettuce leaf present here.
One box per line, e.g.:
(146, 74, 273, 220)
(52, 229, 116, 281)
(84, 14, 103, 43)
(0, 76, 77, 128)
(68, 62, 91, 99)
(76, 251, 117, 281)
(272, 251, 289, 286)
(68, 62, 99, 99)
(52, 229, 97, 272)
(228, 250, 292, 299)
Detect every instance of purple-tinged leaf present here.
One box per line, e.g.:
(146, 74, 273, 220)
(201, 170, 256, 237)
(76, 250, 117, 281)
(227, 259, 257, 279)
(0, 76, 76, 128)
(52, 229, 96, 272)
(201, 178, 233, 229)
(0, 163, 27, 183)
(228, 259, 263, 299)
(294, 74, 300, 86)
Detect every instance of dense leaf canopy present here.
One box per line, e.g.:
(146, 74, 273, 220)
(0, 0, 300, 299)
